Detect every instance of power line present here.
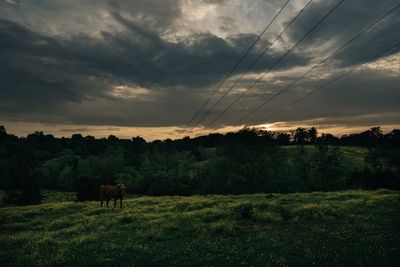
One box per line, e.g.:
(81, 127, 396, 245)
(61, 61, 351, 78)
(264, 41, 400, 122)
(193, 0, 314, 127)
(186, 0, 291, 126)
(206, 0, 346, 128)
(235, 2, 400, 125)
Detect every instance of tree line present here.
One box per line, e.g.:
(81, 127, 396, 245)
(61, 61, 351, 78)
(0, 125, 399, 205)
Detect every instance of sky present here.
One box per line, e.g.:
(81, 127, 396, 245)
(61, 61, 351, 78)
(0, 0, 399, 140)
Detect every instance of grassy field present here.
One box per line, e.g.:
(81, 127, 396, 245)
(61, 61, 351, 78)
(281, 145, 368, 169)
(1, 190, 399, 266)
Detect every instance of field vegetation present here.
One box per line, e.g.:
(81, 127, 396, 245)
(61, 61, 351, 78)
(1, 190, 399, 266)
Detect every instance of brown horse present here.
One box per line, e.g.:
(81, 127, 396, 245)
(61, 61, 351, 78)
(100, 184, 127, 208)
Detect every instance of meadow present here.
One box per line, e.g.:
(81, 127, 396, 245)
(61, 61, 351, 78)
(283, 145, 368, 169)
(1, 190, 399, 266)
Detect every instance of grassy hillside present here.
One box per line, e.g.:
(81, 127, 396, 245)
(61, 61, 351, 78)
(281, 145, 368, 169)
(1, 190, 399, 266)
(200, 145, 368, 172)
(207, 145, 368, 168)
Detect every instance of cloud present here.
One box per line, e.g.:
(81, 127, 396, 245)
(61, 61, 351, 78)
(233, 65, 400, 127)
(282, 0, 400, 66)
(60, 127, 121, 133)
(4, 0, 17, 5)
(0, 0, 399, 135)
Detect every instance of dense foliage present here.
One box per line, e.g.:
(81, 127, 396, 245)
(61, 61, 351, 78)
(0, 125, 399, 204)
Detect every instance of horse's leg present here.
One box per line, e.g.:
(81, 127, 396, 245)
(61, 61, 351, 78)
(120, 197, 122, 208)
(100, 191, 103, 207)
(114, 198, 117, 208)
(106, 198, 110, 208)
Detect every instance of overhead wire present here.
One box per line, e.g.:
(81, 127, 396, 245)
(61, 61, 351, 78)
(235, 2, 400, 125)
(193, 0, 314, 127)
(187, 0, 291, 126)
(263, 41, 400, 122)
(205, 0, 346, 128)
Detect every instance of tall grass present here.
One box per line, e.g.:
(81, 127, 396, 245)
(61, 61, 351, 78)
(1, 190, 399, 266)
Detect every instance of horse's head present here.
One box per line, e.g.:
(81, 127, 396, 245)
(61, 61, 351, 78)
(117, 184, 127, 197)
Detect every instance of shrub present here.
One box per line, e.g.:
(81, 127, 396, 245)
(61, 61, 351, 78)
(3, 189, 42, 206)
(233, 203, 255, 220)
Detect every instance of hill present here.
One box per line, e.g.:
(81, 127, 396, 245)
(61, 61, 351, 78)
(1, 190, 399, 266)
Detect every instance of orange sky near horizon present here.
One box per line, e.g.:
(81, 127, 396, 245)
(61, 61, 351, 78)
(1, 120, 399, 141)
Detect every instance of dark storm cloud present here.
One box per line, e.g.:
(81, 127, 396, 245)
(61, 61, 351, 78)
(108, 0, 181, 30)
(0, 11, 310, 116)
(282, 0, 400, 67)
(0, 0, 399, 130)
(227, 67, 400, 128)
(106, 11, 310, 87)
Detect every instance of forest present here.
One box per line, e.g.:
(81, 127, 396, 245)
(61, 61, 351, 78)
(0, 125, 399, 205)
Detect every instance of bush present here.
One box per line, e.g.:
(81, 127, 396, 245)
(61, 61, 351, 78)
(3, 189, 42, 205)
(233, 203, 255, 220)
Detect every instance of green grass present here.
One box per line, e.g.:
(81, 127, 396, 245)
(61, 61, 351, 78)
(282, 145, 368, 169)
(200, 145, 369, 173)
(1, 190, 399, 266)
(0, 190, 77, 208)
(338, 146, 368, 169)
